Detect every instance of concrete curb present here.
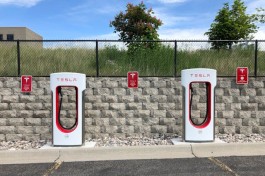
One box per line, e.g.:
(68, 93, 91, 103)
(192, 143, 265, 157)
(1, 143, 265, 164)
(0, 149, 60, 164)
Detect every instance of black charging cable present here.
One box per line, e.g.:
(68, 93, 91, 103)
(190, 83, 209, 126)
(58, 87, 78, 130)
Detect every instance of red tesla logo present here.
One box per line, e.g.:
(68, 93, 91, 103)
(21, 75, 32, 92)
(190, 74, 210, 78)
(56, 78, 77, 82)
(236, 67, 248, 84)
(127, 71, 138, 88)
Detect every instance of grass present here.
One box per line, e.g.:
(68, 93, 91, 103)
(0, 43, 18, 76)
(177, 48, 256, 76)
(0, 41, 264, 76)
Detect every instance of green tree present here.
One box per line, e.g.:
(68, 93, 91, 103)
(254, 8, 265, 23)
(205, 0, 257, 49)
(110, 2, 162, 53)
(205, 3, 234, 49)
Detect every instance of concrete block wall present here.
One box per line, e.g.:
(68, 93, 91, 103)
(0, 77, 265, 141)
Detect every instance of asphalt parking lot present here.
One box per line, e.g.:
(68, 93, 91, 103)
(1, 143, 265, 176)
(1, 156, 265, 176)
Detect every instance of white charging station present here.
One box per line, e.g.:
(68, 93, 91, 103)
(181, 68, 216, 142)
(50, 72, 86, 146)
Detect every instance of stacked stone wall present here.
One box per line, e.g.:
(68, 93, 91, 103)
(0, 77, 264, 141)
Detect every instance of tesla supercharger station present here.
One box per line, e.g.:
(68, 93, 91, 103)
(50, 72, 86, 146)
(181, 68, 216, 142)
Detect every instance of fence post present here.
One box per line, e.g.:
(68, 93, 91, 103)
(96, 40, 99, 77)
(254, 40, 258, 77)
(174, 40, 177, 77)
(16, 40, 21, 76)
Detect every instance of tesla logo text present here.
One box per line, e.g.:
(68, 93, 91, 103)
(190, 74, 210, 78)
(57, 78, 77, 82)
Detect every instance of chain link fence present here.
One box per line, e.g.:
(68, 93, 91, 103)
(257, 41, 265, 76)
(0, 40, 264, 77)
(98, 41, 174, 76)
(0, 41, 18, 76)
(176, 40, 256, 76)
(19, 41, 96, 76)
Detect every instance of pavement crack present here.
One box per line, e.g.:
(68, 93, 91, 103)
(42, 150, 62, 176)
(208, 157, 239, 176)
(190, 144, 198, 158)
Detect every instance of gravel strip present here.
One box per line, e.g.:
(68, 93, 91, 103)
(217, 134, 265, 143)
(0, 140, 46, 151)
(1, 134, 265, 151)
(93, 135, 176, 147)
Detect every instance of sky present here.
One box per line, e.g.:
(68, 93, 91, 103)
(0, 0, 264, 40)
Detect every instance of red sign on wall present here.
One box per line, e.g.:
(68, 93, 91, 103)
(127, 71, 138, 88)
(21, 75, 32, 92)
(236, 67, 248, 84)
